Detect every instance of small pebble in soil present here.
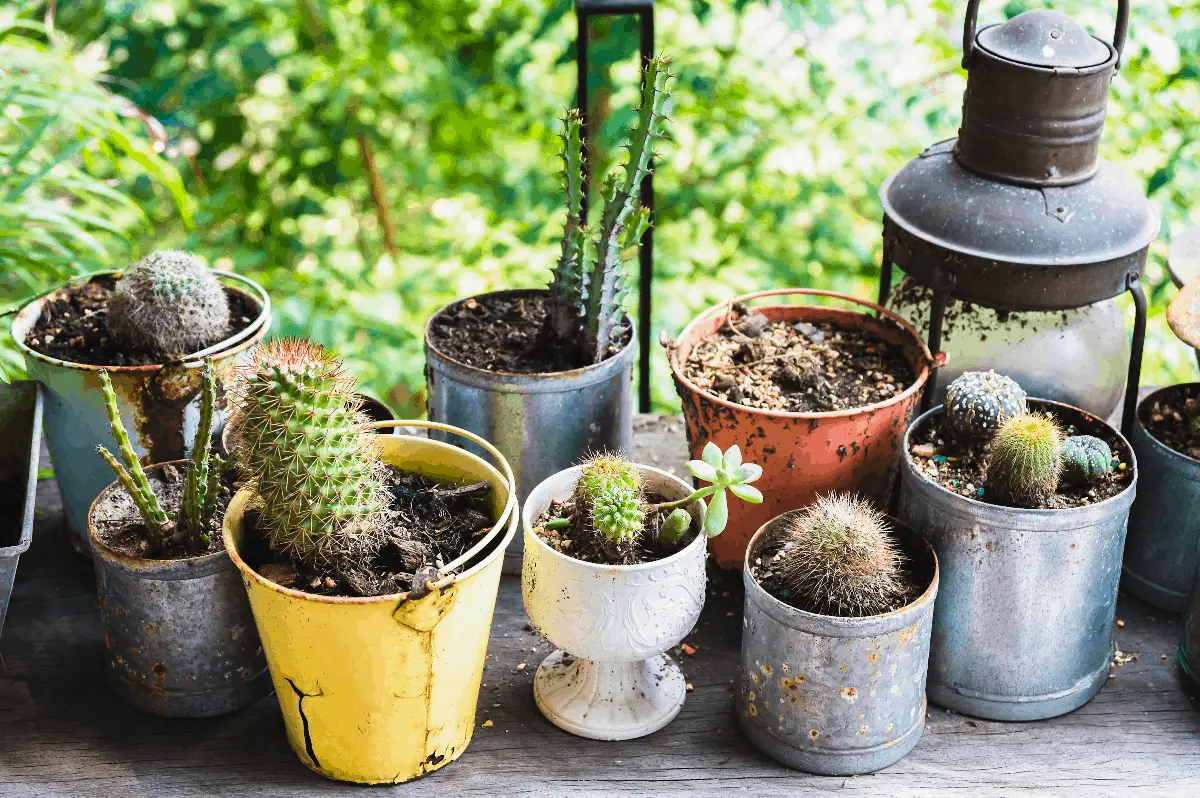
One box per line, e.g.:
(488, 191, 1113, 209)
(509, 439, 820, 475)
(516, 663, 526, 672)
(1116, 619, 1125, 628)
(681, 643, 697, 656)
(911, 443, 937, 458)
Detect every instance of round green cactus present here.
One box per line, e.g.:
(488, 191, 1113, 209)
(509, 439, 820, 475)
(590, 481, 646, 543)
(770, 493, 903, 618)
(943, 370, 1027, 442)
(107, 250, 231, 356)
(984, 412, 1064, 507)
(1062, 435, 1113, 485)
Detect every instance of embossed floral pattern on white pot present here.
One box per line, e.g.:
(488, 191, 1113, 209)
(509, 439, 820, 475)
(522, 464, 706, 741)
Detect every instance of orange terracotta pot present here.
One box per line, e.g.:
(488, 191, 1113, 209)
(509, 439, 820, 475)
(668, 289, 941, 569)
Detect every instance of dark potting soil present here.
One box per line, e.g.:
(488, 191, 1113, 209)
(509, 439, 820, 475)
(907, 406, 1133, 510)
(1140, 385, 1200, 461)
(91, 465, 228, 560)
(244, 467, 496, 598)
(426, 290, 631, 374)
(533, 492, 698, 566)
(24, 275, 259, 366)
(682, 303, 915, 413)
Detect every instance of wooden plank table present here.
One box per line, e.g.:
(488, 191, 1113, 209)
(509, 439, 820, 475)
(2, 415, 1199, 797)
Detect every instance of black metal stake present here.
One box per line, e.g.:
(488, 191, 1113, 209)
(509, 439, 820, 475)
(575, 0, 655, 413)
(920, 288, 949, 414)
(1121, 275, 1147, 438)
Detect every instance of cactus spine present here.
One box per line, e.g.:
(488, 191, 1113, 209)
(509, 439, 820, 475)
(943, 370, 1028, 442)
(574, 455, 646, 544)
(985, 412, 1064, 507)
(107, 250, 231, 356)
(228, 338, 392, 571)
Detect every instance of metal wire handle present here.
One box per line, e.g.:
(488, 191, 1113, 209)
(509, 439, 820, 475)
(962, 0, 1129, 69)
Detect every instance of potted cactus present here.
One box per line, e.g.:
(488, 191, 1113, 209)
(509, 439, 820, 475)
(739, 493, 939, 775)
(521, 442, 762, 740)
(221, 339, 517, 784)
(86, 362, 268, 717)
(10, 250, 269, 552)
(898, 371, 1137, 721)
(425, 57, 672, 573)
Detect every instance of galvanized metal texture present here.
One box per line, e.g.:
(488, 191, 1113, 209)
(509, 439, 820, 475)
(11, 274, 269, 552)
(898, 399, 1137, 721)
(738, 512, 939, 776)
(0, 381, 42, 640)
(424, 289, 635, 574)
(1123, 385, 1200, 611)
(88, 462, 270, 717)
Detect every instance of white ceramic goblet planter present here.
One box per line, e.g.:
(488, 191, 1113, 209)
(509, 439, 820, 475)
(521, 464, 707, 740)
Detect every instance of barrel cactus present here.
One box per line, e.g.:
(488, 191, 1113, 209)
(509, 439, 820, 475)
(107, 250, 231, 356)
(574, 455, 646, 545)
(769, 492, 903, 617)
(227, 338, 393, 571)
(1061, 435, 1113, 485)
(984, 412, 1064, 507)
(943, 370, 1027, 442)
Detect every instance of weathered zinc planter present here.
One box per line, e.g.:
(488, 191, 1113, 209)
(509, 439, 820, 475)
(11, 272, 269, 553)
(0, 381, 43, 640)
(426, 288, 635, 574)
(1124, 384, 1200, 611)
(898, 399, 1137, 721)
(522, 463, 706, 741)
(738, 511, 938, 775)
(224, 422, 517, 784)
(87, 461, 269, 717)
(668, 288, 938, 569)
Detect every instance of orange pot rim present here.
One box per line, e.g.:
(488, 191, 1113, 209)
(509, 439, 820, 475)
(667, 287, 942, 421)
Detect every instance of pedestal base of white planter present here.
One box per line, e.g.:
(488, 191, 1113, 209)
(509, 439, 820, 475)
(533, 650, 686, 740)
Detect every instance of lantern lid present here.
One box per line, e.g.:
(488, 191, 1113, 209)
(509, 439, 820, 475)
(976, 10, 1110, 69)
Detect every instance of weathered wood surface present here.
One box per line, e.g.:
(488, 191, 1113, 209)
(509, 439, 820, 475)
(2, 415, 1198, 797)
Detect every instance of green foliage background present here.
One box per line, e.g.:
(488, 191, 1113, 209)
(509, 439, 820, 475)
(7, 0, 1200, 411)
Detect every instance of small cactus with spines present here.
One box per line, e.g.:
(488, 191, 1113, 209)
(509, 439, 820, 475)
(227, 338, 394, 572)
(1061, 435, 1112, 486)
(95, 361, 224, 552)
(943, 370, 1027, 441)
(107, 251, 231, 356)
(768, 493, 904, 618)
(985, 412, 1064, 507)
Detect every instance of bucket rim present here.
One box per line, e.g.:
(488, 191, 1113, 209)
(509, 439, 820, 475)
(667, 288, 938, 421)
(1133, 383, 1200, 467)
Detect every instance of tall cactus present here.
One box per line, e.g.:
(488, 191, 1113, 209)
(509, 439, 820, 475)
(227, 338, 392, 571)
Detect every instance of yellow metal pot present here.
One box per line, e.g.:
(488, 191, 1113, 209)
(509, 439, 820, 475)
(223, 420, 517, 784)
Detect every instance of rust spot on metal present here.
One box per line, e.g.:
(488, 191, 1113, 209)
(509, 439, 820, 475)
(809, 729, 820, 739)
(841, 687, 858, 701)
(747, 703, 758, 717)
(897, 623, 919, 647)
(760, 664, 773, 676)
(867, 652, 877, 663)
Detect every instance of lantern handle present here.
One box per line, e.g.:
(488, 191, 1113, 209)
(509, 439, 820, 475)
(962, 0, 1129, 70)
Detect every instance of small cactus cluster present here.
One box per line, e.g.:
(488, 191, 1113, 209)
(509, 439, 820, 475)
(943, 370, 1027, 442)
(547, 57, 672, 365)
(984, 412, 1064, 507)
(107, 250, 231, 356)
(1062, 434, 1113, 485)
(227, 338, 393, 572)
(96, 362, 224, 551)
(575, 455, 645, 544)
(768, 493, 904, 618)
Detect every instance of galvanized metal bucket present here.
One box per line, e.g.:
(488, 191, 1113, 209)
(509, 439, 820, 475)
(11, 271, 270, 553)
(0, 381, 43, 640)
(898, 399, 1137, 721)
(87, 461, 270, 717)
(425, 288, 635, 575)
(738, 511, 938, 775)
(1124, 384, 1200, 611)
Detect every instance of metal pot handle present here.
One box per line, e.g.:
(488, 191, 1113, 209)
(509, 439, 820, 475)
(962, 0, 1129, 69)
(363, 419, 518, 587)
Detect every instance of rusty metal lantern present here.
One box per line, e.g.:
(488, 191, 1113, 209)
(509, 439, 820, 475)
(877, 0, 1158, 436)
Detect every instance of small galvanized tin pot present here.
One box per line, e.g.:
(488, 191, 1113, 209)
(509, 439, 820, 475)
(898, 399, 1137, 721)
(738, 512, 938, 776)
(0, 381, 43, 640)
(88, 462, 270, 717)
(1124, 384, 1200, 611)
(425, 289, 635, 574)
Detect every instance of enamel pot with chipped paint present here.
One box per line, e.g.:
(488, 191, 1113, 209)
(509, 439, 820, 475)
(87, 461, 270, 717)
(738, 511, 938, 775)
(521, 463, 706, 741)
(11, 272, 270, 554)
(425, 288, 636, 576)
(668, 289, 939, 570)
(223, 421, 517, 784)
(898, 399, 1137, 721)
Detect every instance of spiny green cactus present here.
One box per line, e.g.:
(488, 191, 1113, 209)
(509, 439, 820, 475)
(985, 412, 1064, 507)
(107, 250, 231, 356)
(228, 338, 393, 571)
(591, 481, 646, 543)
(943, 370, 1027, 442)
(547, 57, 672, 364)
(1062, 435, 1113, 486)
(181, 365, 220, 545)
(770, 493, 903, 618)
